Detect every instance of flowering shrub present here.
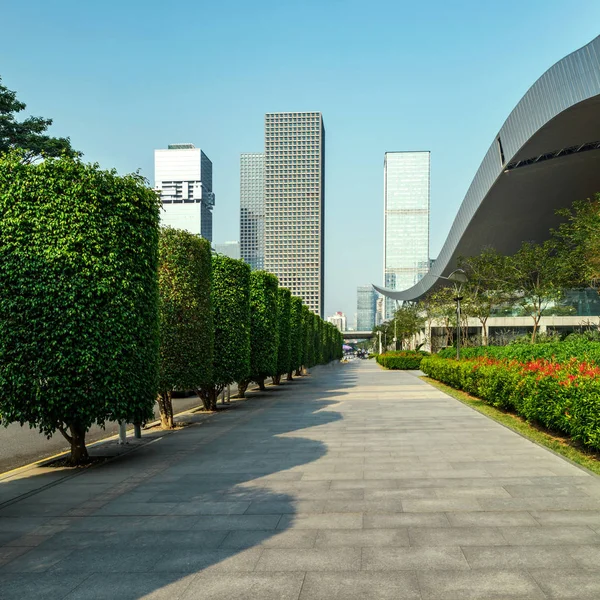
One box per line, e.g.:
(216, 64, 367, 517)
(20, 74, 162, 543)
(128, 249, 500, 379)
(421, 354, 600, 450)
(377, 351, 429, 370)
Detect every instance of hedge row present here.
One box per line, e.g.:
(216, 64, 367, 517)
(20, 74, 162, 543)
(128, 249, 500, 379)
(376, 351, 429, 370)
(437, 340, 600, 365)
(421, 355, 600, 450)
(0, 154, 343, 464)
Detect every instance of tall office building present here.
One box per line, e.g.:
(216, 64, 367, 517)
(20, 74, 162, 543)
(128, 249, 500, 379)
(356, 286, 378, 331)
(383, 151, 430, 318)
(240, 153, 265, 270)
(264, 112, 325, 316)
(154, 144, 215, 242)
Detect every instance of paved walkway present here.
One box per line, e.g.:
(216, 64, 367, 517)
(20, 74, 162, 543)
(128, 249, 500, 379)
(1, 360, 600, 599)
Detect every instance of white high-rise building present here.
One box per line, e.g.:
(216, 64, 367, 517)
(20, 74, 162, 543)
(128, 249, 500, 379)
(154, 144, 215, 242)
(327, 311, 347, 332)
(383, 151, 430, 319)
(264, 112, 325, 316)
(214, 241, 241, 259)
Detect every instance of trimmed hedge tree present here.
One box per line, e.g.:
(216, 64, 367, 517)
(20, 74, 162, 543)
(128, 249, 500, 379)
(0, 155, 160, 464)
(200, 254, 251, 409)
(158, 227, 213, 428)
(239, 270, 279, 394)
(289, 296, 304, 379)
(273, 287, 291, 385)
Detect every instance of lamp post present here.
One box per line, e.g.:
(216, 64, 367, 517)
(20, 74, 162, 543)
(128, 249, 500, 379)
(446, 269, 468, 360)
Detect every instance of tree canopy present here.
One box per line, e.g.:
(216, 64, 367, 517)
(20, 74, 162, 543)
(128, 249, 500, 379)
(0, 77, 79, 163)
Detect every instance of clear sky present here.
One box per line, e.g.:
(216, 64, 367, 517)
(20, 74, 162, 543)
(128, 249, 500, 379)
(3, 1, 599, 325)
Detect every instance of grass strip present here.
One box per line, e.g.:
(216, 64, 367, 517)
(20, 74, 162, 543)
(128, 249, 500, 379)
(421, 376, 600, 477)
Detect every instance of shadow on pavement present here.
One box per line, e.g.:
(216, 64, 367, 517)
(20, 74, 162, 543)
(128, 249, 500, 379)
(0, 365, 348, 599)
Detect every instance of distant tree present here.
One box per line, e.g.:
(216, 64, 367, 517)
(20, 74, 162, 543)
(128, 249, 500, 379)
(200, 254, 250, 409)
(458, 248, 512, 345)
(507, 240, 571, 343)
(392, 303, 425, 350)
(426, 287, 457, 349)
(0, 77, 79, 163)
(158, 228, 213, 427)
(0, 154, 160, 463)
(552, 194, 600, 290)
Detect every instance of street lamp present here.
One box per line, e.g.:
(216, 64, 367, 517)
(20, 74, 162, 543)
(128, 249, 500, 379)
(446, 269, 468, 360)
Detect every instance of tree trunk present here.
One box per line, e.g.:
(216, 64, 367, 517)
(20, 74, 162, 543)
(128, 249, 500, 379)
(531, 317, 540, 344)
(209, 388, 219, 411)
(294, 368, 303, 377)
(68, 422, 89, 465)
(237, 380, 248, 398)
(257, 377, 266, 391)
(272, 374, 281, 386)
(286, 371, 293, 381)
(157, 392, 175, 429)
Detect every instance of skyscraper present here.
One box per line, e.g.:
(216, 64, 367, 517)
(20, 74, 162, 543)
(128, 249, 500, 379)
(154, 144, 215, 242)
(356, 286, 378, 331)
(264, 112, 325, 316)
(240, 153, 265, 270)
(383, 151, 430, 318)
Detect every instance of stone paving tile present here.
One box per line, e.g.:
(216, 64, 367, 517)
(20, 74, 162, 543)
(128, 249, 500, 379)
(499, 525, 600, 545)
(446, 511, 539, 527)
(362, 545, 469, 570)
(220, 529, 318, 549)
(417, 569, 546, 599)
(63, 573, 197, 600)
(409, 526, 507, 546)
(529, 568, 600, 599)
(364, 512, 451, 528)
(0, 572, 91, 600)
(299, 571, 422, 599)
(462, 545, 580, 569)
(153, 547, 263, 574)
(255, 547, 361, 571)
(183, 573, 305, 600)
(277, 513, 362, 530)
(529, 510, 600, 526)
(315, 528, 409, 547)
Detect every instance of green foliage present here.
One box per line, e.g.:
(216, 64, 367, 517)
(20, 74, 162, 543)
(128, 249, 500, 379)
(202, 254, 250, 406)
(249, 271, 279, 383)
(304, 308, 316, 368)
(421, 354, 600, 450)
(289, 296, 304, 374)
(0, 154, 160, 462)
(158, 228, 213, 425)
(0, 77, 79, 163)
(274, 288, 291, 381)
(376, 351, 429, 370)
(436, 340, 600, 365)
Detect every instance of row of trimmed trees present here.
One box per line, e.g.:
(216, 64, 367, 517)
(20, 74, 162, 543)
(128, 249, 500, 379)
(159, 231, 342, 426)
(0, 154, 342, 464)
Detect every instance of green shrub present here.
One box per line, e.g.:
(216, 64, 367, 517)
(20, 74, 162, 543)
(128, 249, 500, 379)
(245, 271, 279, 391)
(273, 287, 291, 384)
(158, 228, 213, 426)
(0, 155, 160, 463)
(289, 296, 304, 377)
(376, 351, 428, 370)
(200, 254, 250, 408)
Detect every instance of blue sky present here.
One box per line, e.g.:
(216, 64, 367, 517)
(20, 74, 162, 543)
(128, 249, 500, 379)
(2, 1, 599, 324)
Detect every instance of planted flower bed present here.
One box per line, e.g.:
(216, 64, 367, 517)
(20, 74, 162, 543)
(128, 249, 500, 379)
(376, 350, 429, 370)
(421, 354, 600, 450)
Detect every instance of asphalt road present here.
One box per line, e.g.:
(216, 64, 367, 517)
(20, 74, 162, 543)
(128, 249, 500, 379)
(0, 395, 205, 474)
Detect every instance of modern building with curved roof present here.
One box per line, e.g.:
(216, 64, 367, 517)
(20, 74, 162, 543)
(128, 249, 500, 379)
(374, 35, 600, 302)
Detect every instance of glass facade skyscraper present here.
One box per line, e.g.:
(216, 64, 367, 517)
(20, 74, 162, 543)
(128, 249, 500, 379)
(383, 151, 430, 319)
(240, 153, 264, 270)
(356, 285, 378, 331)
(264, 112, 325, 316)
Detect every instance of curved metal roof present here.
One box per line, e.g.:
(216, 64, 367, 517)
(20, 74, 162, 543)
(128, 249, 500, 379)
(375, 35, 600, 302)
